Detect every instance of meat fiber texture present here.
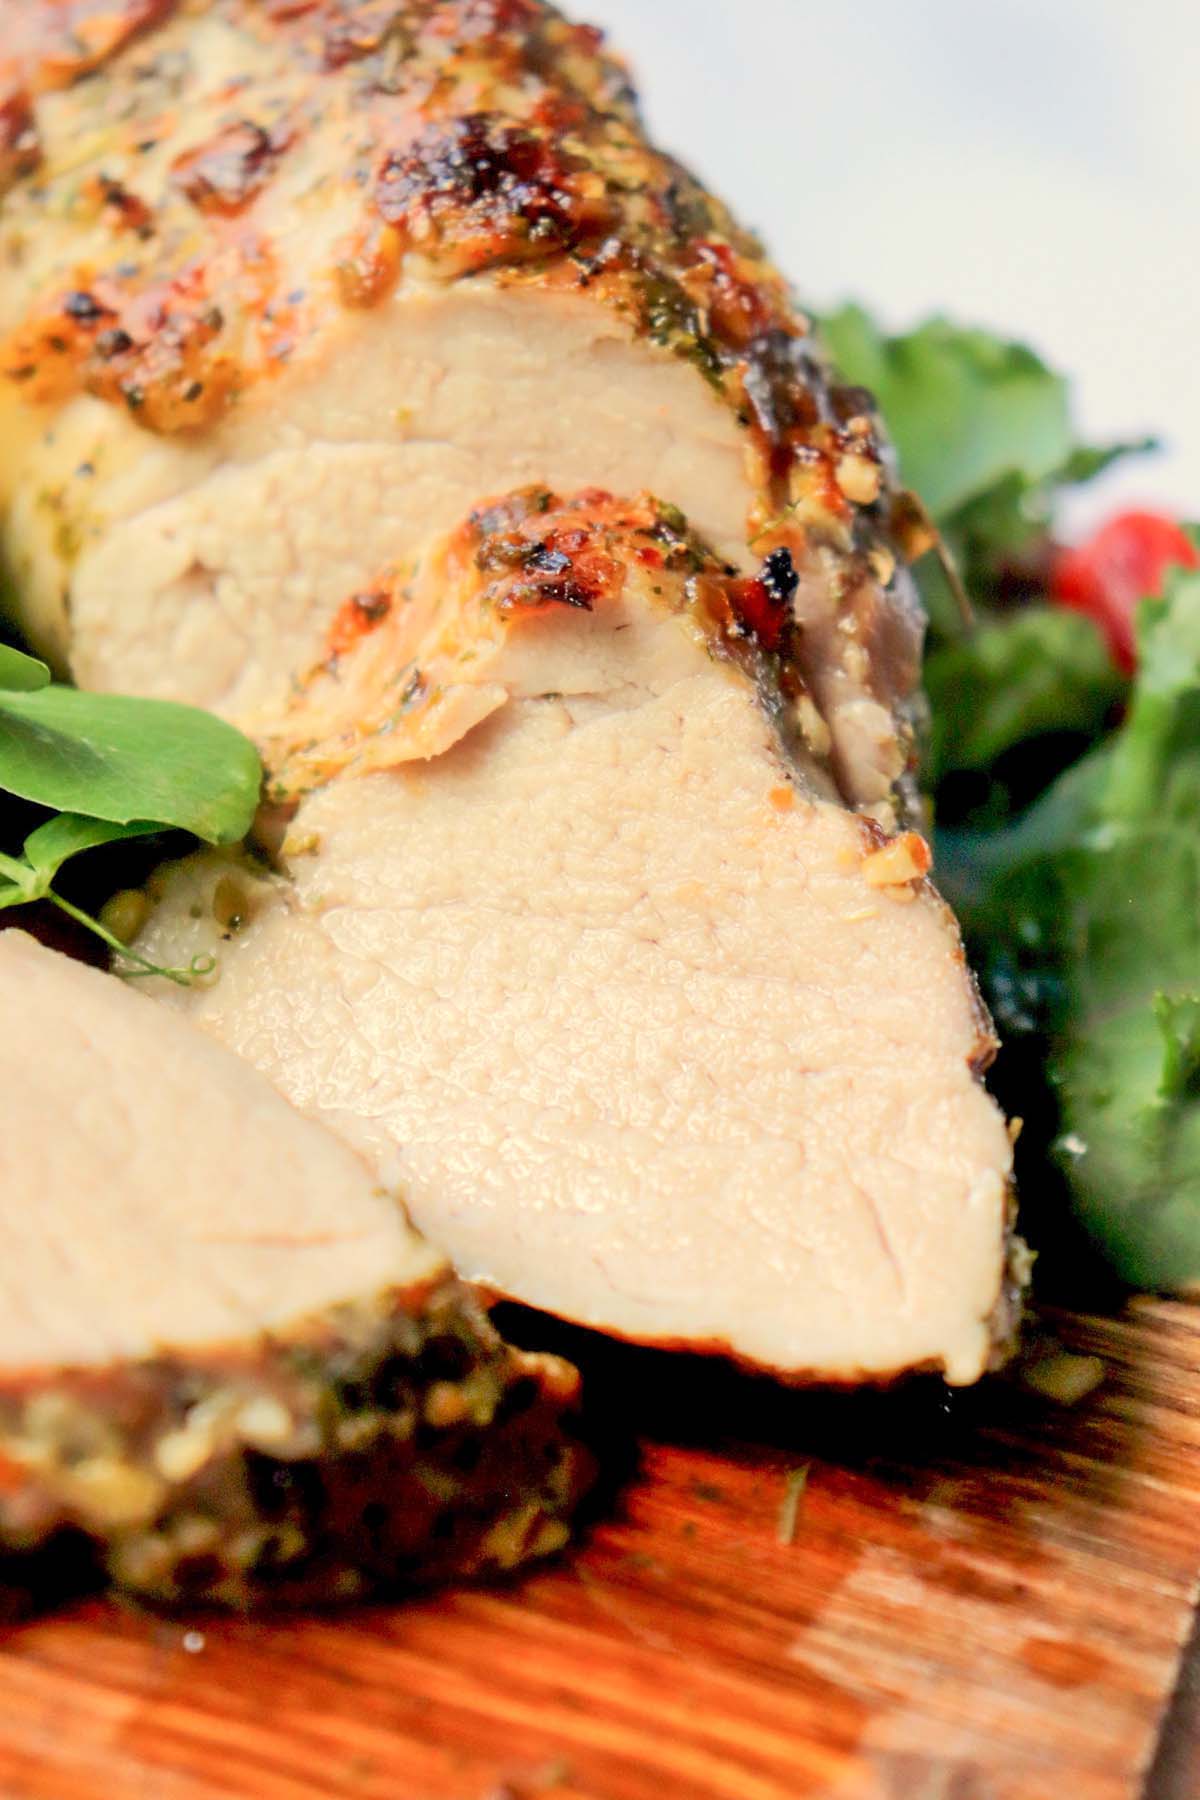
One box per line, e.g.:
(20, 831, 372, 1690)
(137, 493, 1016, 1388)
(0, 0, 924, 825)
(0, 931, 589, 1612)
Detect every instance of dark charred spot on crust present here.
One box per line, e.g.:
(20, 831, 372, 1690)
(496, 1374, 539, 1421)
(475, 514, 619, 615)
(172, 120, 291, 216)
(95, 325, 135, 357)
(62, 290, 109, 323)
(476, 534, 602, 613)
(0, 86, 41, 198)
(829, 382, 878, 426)
(415, 1327, 474, 1385)
(354, 591, 392, 624)
(682, 543, 809, 707)
(2, 268, 235, 430)
(374, 112, 615, 274)
(761, 545, 799, 606)
(91, 173, 155, 236)
(461, 490, 725, 630)
(327, 586, 394, 659)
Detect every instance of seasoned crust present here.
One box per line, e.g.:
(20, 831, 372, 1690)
(261, 487, 843, 798)
(0, 0, 926, 815)
(0, 1276, 592, 1609)
(1, 1, 896, 533)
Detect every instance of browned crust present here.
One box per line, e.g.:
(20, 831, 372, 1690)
(1, 0, 902, 552)
(0, 1275, 592, 1609)
(2, 0, 926, 820)
(265, 487, 838, 799)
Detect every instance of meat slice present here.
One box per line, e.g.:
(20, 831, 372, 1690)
(0, 930, 588, 1611)
(136, 492, 1016, 1387)
(0, 0, 923, 824)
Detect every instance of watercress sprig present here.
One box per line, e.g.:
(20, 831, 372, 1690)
(0, 644, 261, 983)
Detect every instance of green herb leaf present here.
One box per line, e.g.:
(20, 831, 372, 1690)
(943, 569, 1200, 1289)
(0, 644, 52, 692)
(925, 607, 1124, 783)
(0, 814, 216, 987)
(0, 687, 261, 842)
(22, 814, 163, 881)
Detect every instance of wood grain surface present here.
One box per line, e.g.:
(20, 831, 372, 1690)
(1, 1297, 1199, 1800)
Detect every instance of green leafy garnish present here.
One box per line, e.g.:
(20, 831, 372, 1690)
(0, 686, 261, 839)
(0, 645, 52, 692)
(941, 568, 1200, 1289)
(0, 662, 261, 981)
(822, 301, 1200, 1292)
(924, 607, 1123, 786)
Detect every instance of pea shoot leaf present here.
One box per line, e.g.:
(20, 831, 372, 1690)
(0, 687, 261, 843)
(0, 644, 51, 692)
(22, 814, 163, 881)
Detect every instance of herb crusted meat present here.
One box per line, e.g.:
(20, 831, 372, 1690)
(0, 932, 589, 1610)
(1, 0, 923, 826)
(137, 492, 1016, 1387)
(1, 2, 1017, 1399)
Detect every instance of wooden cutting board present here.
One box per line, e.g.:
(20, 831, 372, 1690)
(1, 1297, 1198, 1800)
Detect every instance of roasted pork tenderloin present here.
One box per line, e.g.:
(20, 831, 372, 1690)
(0, 930, 589, 1610)
(1, 0, 922, 825)
(136, 492, 1016, 1388)
(1, 0, 1019, 1391)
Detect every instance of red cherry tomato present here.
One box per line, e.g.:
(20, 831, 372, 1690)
(1051, 510, 1199, 673)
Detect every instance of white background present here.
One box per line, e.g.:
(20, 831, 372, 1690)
(584, 0, 1199, 532)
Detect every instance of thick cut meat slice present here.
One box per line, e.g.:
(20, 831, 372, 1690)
(0, 931, 588, 1611)
(137, 493, 1016, 1387)
(0, 0, 922, 824)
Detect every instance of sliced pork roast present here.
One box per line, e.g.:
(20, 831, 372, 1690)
(136, 493, 1016, 1387)
(0, 0, 922, 824)
(0, 930, 588, 1610)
